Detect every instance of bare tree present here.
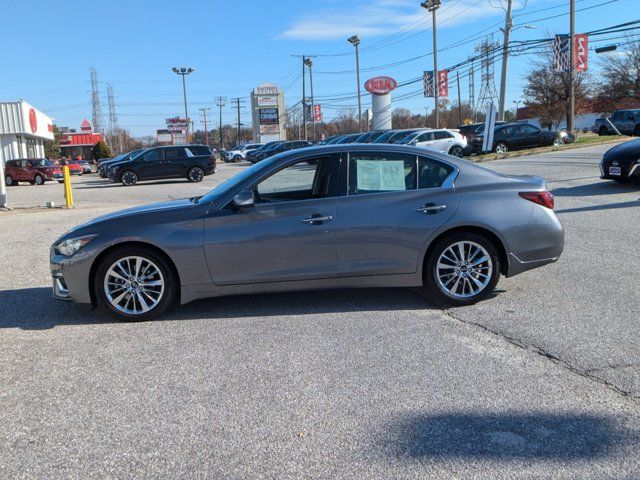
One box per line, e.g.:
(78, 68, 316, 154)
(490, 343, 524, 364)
(599, 37, 640, 107)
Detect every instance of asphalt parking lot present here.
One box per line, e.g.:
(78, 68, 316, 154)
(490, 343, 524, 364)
(1, 143, 640, 478)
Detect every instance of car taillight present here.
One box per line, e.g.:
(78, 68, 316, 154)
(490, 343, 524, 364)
(209, 155, 216, 165)
(519, 191, 554, 209)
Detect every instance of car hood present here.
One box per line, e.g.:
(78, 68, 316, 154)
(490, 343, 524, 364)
(59, 199, 198, 240)
(604, 138, 640, 160)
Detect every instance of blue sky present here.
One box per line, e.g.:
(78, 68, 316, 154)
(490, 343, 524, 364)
(0, 0, 634, 136)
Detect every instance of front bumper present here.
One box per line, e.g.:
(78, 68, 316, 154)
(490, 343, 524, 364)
(50, 248, 94, 304)
(600, 158, 640, 180)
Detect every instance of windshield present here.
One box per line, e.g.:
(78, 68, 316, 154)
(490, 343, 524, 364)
(389, 130, 416, 143)
(398, 132, 420, 144)
(372, 130, 396, 143)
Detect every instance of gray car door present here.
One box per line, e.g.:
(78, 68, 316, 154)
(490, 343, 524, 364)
(203, 154, 341, 285)
(335, 151, 460, 277)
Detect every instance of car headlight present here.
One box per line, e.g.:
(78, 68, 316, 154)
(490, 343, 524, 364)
(56, 235, 97, 256)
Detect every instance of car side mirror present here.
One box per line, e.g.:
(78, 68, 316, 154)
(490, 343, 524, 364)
(232, 190, 254, 208)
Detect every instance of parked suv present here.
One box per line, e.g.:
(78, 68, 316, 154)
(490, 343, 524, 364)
(99, 149, 144, 178)
(223, 143, 264, 162)
(4, 158, 63, 186)
(594, 109, 640, 136)
(398, 129, 467, 157)
(108, 145, 216, 186)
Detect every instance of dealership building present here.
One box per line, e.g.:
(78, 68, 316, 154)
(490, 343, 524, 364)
(0, 100, 54, 165)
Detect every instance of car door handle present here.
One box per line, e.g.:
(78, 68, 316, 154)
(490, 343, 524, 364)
(301, 214, 333, 225)
(416, 203, 446, 214)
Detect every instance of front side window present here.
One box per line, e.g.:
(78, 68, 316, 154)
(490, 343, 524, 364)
(348, 152, 417, 195)
(255, 156, 337, 203)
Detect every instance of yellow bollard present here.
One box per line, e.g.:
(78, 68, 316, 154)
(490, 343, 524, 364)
(62, 165, 74, 208)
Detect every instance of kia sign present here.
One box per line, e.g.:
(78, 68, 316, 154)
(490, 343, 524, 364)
(364, 76, 397, 95)
(574, 34, 589, 72)
(28, 108, 38, 133)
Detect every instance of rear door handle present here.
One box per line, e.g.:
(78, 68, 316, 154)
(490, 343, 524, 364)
(301, 214, 333, 225)
(416, 203, 446, 214)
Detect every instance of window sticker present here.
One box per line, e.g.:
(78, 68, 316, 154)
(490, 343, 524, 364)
(356, 159, 406, 191)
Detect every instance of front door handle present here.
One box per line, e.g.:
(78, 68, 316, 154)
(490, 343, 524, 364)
(416, 203, 446, 214)
(301, 214, 333, 225)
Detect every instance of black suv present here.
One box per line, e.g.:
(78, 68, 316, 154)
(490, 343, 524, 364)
(108, 145, 216, 186)
(468, 123, 558, 154)
(253, 141, 312, 162)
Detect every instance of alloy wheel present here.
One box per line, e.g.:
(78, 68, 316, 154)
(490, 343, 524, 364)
(450, 146, 464, 158)
(5, 176, 14, 186)
(495, 143, 508, 154)
(436, 241, 493, 299)
(103, 256, 165, 315)
(121, 171, 137, 186)
(34, 174, 44, 185)
(189, 167, 204, 182)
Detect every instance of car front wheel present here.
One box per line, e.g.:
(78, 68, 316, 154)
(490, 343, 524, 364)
(495, 142, 508, 154)
(5, 175, 16, 186)
(120, 170, 138, 186)
(424, 233, 500, 306)
(449, 145, 464, 158)
(94, 247, 177, 321)
(34, 174, 45, 185)
(599, 127, 608, 136)
(187, 166, 205, 182)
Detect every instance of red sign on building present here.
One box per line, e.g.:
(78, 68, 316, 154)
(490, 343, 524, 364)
(28, 108, 38, 133)
(574, 34, 589, 72)
(437, 70, 449, 97)
(364, 76, 398, 95)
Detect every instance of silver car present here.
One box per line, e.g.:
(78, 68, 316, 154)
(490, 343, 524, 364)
(50, 144, 564, 321)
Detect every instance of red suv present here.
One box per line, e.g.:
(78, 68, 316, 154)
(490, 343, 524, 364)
(4, 159, 64, 186)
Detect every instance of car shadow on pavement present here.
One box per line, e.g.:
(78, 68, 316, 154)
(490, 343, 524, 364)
(383, 412, 638, 460)
(556, 199, 640, 215)
(552, 181, 639, 197)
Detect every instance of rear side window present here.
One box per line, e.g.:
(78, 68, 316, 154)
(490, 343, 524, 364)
(348, 152, 417, 195)
(6, 161, 17, 168)
(163, 148, 184, 159)
(418, 156, 454, 189)
(143, 150, 162, 161)
(433, 131, 452, 140)
(186, 145, 211, 156)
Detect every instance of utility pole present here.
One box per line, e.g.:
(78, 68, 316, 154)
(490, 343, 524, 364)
(199, 107, 210, 146)
(231, 97, 245, 146)
(348, 35, 363, 132)
(172, 67, 195, 142)
(568, 0, 575, 134)
(456, 70, 462, 125)
(215, 96, 226, 149)
(421, 1, 441, 128)
(497, 0, 513, 121)
(302, 56, 307, 140)
(304, 57, 316, 141)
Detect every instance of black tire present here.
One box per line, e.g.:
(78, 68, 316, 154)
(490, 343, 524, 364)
(187, 166, 204, 182)
(58, 180, 64, 183)
(5, 175, 16, 186)
(233, 155, 242, 162)
(424, 232, 501, 306)
(120, 170, 138, 186)
(495, 142, 508, 154)
(634, 126, 640, 137)
(34, 174, 45, 185)
(94, 246, 177, 321)
(448, 145, 464, 158)
(599, 127, 608, 136)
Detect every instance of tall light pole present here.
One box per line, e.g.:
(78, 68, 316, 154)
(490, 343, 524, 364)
(568, 0, 575, 134)
(172, 67, 194, 142)
(421, 0, 441, 129)
(498, 0, 513, 121)
(304, 57, 316, 141)
(348, 35, 363, 132)
(513, 100, 522, 119)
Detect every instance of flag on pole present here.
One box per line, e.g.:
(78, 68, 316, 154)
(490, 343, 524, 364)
(423, 71, 435, 97)
(553, 34, 570, 72)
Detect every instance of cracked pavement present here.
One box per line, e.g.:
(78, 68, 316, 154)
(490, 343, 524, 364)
(1, 143, 640, 478)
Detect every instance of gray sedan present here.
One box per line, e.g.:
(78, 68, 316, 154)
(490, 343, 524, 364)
(50, 144, 564, 321)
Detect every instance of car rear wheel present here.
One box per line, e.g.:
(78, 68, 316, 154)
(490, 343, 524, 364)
(34, 174, 45, 185)
(94, 247, 177, 321)
(424, 233, 500, 306)
(187, 166, 204, 182)
(495, 142, 508, 154)
(448, 146, 464, 158)
(5, 175, 16, 186)
(120, 170, 138, 186)
(599, 127, 608, 136)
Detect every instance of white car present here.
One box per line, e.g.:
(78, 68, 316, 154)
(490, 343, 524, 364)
(224, 143, 264, 162)
(399, 129, 467, 157)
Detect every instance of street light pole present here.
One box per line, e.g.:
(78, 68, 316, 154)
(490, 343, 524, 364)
(305, 58, 316, 141)
(568, 0, 575, 134)
(421, 0, 441, 129)
(172, 67, 194, 143)
(498, 0, 513, 121)
(348, 35, 363, 132)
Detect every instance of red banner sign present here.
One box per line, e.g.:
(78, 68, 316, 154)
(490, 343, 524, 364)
(574, 34, 589, 72)
(364, 76, 398, 95)
(313, 104, 322, 122)
(437, 70, 449, 97)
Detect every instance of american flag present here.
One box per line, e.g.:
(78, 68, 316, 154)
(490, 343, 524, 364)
(423, 71, 435, 97)
(553, 34, 571, 72)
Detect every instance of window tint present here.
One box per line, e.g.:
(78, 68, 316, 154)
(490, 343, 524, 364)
(418, 132, 432, 142)
(418, 157, 454, 189)
(433, 131, 451, 140)
(186, 145, 211, 156)
(255, 156, 336, 203)
(6, 161, 17, 168)
(522, 125, 539, 134)
(348, 152, 417, 195)
(144, 149, 162, 161)
(163, 148, 183, 159)
(624, 112, 636, 121)
(499, 126, 514, 135)
(612, 111, 623, 121)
